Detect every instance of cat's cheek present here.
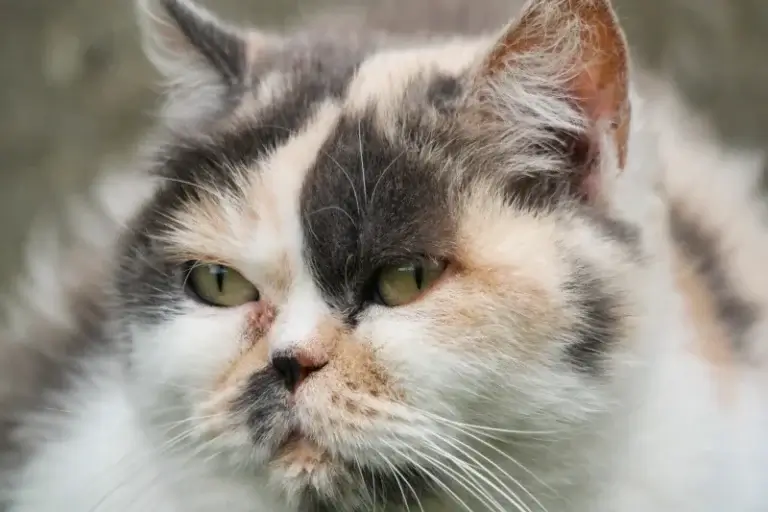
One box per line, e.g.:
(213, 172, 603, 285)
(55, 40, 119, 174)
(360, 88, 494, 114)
(358, 312, 481, 408)
(127, 304, 253, 400)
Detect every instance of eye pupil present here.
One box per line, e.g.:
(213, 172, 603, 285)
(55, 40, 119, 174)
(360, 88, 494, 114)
(212, 265, 226, 292)
(414, 265, 424, 289)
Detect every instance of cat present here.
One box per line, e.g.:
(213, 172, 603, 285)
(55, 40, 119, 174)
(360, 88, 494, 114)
(1, 0, 767, 510)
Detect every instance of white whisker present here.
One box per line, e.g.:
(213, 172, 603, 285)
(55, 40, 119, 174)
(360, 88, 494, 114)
(309, 205, 358, 228)
(385, 441, 476, 512)
(378, 451, 412, 512)
(406, 443, 505, 512)
(358, 118, 368, 207)
(449, 426, 556, 498)
(427, 432, 538, 512)
(369, 149, 405, 206)
(320, 148, 361, 217)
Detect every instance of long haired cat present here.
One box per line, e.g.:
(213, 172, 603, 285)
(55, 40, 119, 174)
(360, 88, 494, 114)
(1, 0, 767, 510)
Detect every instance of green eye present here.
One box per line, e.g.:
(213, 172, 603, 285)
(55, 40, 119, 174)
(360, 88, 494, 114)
(374, 259, 447, 307)
(186, 263, 260, 307)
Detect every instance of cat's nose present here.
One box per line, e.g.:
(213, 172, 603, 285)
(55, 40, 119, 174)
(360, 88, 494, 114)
(270, 352, 328, 393)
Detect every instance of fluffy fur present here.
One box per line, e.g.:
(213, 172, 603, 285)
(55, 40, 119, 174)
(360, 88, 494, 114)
(1, 0, 767, 511)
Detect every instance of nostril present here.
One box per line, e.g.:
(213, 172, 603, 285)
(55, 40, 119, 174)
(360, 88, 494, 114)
(270, 356, 301, 392)
(271, 353, 327, 392)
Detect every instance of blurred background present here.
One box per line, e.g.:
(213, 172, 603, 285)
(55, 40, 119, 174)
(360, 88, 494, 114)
(0, 0, 767, 291)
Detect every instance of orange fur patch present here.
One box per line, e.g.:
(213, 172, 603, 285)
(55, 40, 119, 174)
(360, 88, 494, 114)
(673, 248, 736, 405)
(451, 265, 566, 357)
(329, 336, 394, 398)
(450, 197, 570, 358)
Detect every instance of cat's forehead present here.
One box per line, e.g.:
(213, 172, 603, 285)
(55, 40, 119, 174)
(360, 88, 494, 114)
(145, 37, 489, 305)
(155, 35, 486, 203)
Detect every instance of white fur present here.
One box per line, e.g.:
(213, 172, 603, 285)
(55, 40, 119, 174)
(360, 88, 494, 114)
(269, 281, 330, 356)
(9, 358, 285, 512)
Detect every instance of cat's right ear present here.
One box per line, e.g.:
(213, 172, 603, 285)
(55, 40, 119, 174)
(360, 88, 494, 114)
(136, 0, 277, 122)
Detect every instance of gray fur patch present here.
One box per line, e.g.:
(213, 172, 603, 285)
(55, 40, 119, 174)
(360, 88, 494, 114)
(161, 0, 246, 87)
(669, 205, 757, 355)
(300, 108, 457, 318)
(562, 259, 624, 376)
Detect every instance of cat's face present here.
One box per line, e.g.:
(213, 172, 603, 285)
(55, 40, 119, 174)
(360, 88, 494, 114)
(117, 0, 644, 508)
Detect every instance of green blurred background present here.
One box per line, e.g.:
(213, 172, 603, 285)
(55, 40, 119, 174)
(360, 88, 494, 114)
(1, 0, 767, 291)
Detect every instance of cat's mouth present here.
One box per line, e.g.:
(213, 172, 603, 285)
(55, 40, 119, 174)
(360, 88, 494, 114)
(273, 428, 331, 466)
(230, 367, 431, 508)
(250, 407, 427, 508)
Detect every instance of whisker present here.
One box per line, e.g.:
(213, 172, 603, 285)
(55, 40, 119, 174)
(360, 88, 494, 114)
(385, 442, 476, 512)
(448, 426, 556, 498)
(378, 451, 412, 512)
(87, 409, 228, 511)
(320, 148, 361, 217)
(369, 149, 405, 205)
(114, 424, 235, 512)
(388, 461, 426, 512)
(308, 205, 358, 228)
(88, 427, 196, 511)
(406, 443, 504, 512)
(408, 406, 559, 437)
(422, 437, 522, 512)
(405, 406, 554, 504)
(426, 433, 536, 512)
(358, 118, 367, 207)
(352, 454, 375, 507)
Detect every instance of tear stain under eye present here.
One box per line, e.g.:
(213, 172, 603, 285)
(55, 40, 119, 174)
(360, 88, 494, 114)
(245, 301, 277, 339)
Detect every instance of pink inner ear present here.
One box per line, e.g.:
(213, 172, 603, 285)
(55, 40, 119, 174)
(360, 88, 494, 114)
(568, 9, 631, 168)
(571, 67, 631, 169)
(479, 0, 632, 169)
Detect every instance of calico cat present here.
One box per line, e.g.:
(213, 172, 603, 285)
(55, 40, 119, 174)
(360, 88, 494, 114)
(1, 0, 767, 510)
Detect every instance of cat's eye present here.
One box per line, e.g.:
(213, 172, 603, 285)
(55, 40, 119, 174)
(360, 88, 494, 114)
(374, 260, 447, 307)
(185, 263, 260, 307)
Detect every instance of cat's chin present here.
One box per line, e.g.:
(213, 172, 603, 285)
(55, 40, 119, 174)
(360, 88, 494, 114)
(265, 429, 428, 510)
(272, 429, 331, 471)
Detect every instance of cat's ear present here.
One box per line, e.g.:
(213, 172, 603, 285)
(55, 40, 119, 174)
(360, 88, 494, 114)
(466, 0, 630, 204)
(136, 0, 276, 121)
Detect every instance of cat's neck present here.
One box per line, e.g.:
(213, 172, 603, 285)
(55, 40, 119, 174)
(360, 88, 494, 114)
(570, 260, 738, 511)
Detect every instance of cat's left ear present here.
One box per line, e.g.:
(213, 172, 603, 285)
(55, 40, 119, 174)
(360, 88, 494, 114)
(466, 0, 630, 204)
(136, 0, 277, 121)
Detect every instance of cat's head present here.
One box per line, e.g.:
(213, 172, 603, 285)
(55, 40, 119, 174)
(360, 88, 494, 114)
(117, 0, 651, 508)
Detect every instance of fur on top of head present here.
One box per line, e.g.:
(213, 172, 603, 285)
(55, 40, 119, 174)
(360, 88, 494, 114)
(112, 0, 650, 508)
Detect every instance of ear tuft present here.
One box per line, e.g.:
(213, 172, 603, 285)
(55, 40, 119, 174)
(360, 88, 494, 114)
(137, 0, 246, 87)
